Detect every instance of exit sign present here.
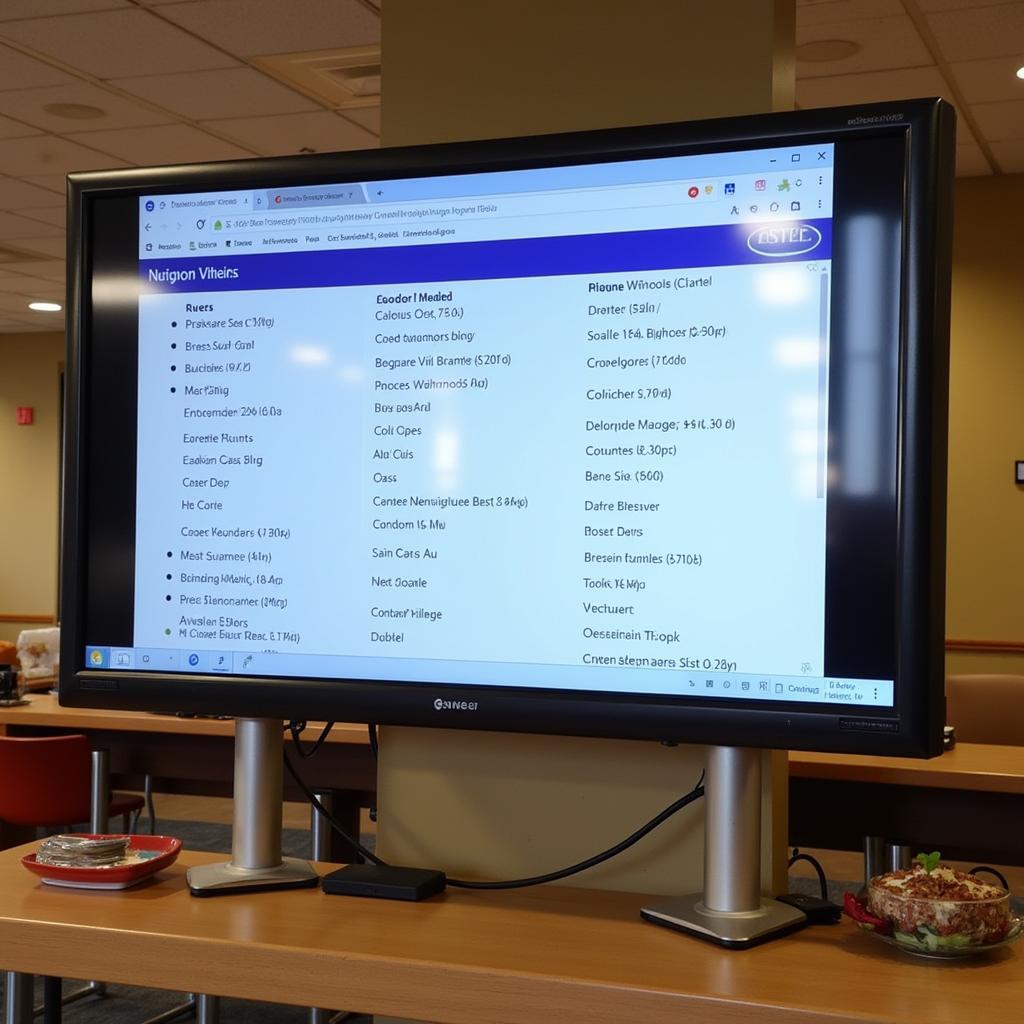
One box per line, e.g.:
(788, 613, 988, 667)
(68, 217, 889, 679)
(16, 407, 33, 425)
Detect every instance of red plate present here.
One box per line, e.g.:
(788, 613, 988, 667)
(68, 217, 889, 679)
(21, 834, 182, 889)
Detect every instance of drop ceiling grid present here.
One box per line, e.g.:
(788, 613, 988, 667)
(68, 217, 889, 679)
(1, 0, 1022, 332)
(0, 1, 384, 325)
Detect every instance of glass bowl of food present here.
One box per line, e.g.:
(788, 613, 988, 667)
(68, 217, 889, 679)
(846, 855, 1020, 958)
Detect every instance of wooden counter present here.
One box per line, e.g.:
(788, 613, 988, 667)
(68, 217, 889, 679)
(2, 844, 1022, 1024)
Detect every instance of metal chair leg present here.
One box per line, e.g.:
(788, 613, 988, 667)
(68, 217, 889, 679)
(3, 972, 33, 1024)
(195, 995, 219, 1024)
(40, 978, 60, 1024)
(34, 979, 107, 1015)
(136, 995, 196, 1024)
(145, 775, 157, 835)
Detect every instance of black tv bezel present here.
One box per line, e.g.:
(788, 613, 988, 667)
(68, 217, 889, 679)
(61, 99, 954, 757)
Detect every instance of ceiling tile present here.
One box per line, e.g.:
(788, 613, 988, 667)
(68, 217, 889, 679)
(15, 207, 65, 227)
(2, 236, 66, 258)
(0, 291, 46, 313)
(0, 44, 79, 91)
(111, 67, 319, 121)
(796, 0, 905, 26)
(0, 81, 177, 133)
(0, 1, 129, 20)
(1, 274, 65, 298)
(156, 0, 379, 57)
(973, 99, 1024, 140)
(64, 123, 255, 164)
(0, 135, 126, 177)
(0, 177, 63, 210)
(916, 1, 1022, 10)
(0, 211, 63, 239)
(926, 4, 1024, 62)
(989, 138, 1024, 172)
(0, 9, 238, 78)
(2, 259, 65, 280)
(796, 66, 954, 107)
(22, 175, 70, 194)
(200, 110, 376, 156)
(956, 141, 994, 176)
(0, 112, 43, 139)
(796, 14, 934, 78)
(340, 107, 379, 135)
(947, 55, 1024, 103)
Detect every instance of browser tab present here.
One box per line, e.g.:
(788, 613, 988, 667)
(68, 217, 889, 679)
(261, 184, 368, 209)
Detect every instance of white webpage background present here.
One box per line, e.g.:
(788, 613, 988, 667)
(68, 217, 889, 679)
(134, 258, 829, 686)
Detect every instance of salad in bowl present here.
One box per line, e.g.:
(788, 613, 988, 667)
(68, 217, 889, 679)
(845, 852, 1018, 955)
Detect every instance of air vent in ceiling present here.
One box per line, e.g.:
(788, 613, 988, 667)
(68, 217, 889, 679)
(253, 46, 381, 110)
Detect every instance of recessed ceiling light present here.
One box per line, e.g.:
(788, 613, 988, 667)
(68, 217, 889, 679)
(1016, 65, 1024, 80)
(42, 102, 106, 120)
(796, 39, 861, 63)
(28, 301, 62, 312)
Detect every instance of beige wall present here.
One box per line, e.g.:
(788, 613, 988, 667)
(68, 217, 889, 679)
(0, 330, 62, 642)
(945, 174, 1024, 675)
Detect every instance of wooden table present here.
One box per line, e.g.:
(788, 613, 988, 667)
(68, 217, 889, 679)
(1, 844, 1021, 1024)
(789, 744, 1024, 864)
(0, 695, 376, 851)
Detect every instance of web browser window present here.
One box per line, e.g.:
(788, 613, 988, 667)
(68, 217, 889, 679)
(91, 141, 891, 709)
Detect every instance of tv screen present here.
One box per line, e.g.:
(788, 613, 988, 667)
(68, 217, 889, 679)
(62, 99, 954, 756)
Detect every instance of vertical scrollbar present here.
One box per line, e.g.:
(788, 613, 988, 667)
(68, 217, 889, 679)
(817, 272, 830, 499)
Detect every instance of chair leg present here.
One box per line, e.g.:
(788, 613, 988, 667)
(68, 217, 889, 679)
(145, 775, 157, 835)
(3, 972, 32, 1024)
(135, 995, 196, 1024)
(194, 995, 219, 1024)
(41, 977, 61, 1024)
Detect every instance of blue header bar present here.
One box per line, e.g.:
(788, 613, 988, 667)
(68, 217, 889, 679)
(141, 219, 833, 294)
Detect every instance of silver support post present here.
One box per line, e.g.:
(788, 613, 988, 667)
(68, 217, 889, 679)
(86, 752, 110, 1000)
(886, 842, 912, 872)
(186, 719, 318, 895)
(311, 789, 334, 862)
(864, 835, 885, 886)
(195, 994, 219, 1024)
(641, 746, 806, 948)
(3, 972, 32, 1024)
(89, 749, 109, 834)
(307, 795, 341, 1024)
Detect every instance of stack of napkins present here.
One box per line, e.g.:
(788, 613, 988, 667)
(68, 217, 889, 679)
(36, 835, 130, 868)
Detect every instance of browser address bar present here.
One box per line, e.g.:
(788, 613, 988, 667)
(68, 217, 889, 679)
(223, 180, 721, 234)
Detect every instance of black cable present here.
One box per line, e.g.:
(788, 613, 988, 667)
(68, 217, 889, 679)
(287, 719, 336, 759)
(283, 745, 388, 866)
(368, 722, 379, 760)
(969, 865, 1010, 890)
(788, 848, 828, 900)
(285, 742, 706, 891)
(446, 776, 705, 890)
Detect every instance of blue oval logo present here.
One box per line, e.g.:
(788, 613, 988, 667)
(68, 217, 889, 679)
(747, 223, 822, 258)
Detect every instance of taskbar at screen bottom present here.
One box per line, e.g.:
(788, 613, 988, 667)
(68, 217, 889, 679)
(85, 644, 895, 709)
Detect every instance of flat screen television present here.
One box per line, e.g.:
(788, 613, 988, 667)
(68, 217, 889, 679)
(61, 98, 954, 762)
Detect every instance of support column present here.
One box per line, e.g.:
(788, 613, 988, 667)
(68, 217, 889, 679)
(377, 0, 795, 900)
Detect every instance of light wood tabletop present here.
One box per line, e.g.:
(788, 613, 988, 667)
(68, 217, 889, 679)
(0, 692, 368, 745)
(789, 744, 1024, 794)
(1, 844, 1021, 1024)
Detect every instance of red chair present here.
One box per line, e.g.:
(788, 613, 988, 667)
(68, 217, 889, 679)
(0, 735, 144, 832)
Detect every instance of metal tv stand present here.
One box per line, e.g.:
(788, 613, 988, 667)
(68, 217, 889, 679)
(187, 718, 319, 895)
(641, 746, 805, 948)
